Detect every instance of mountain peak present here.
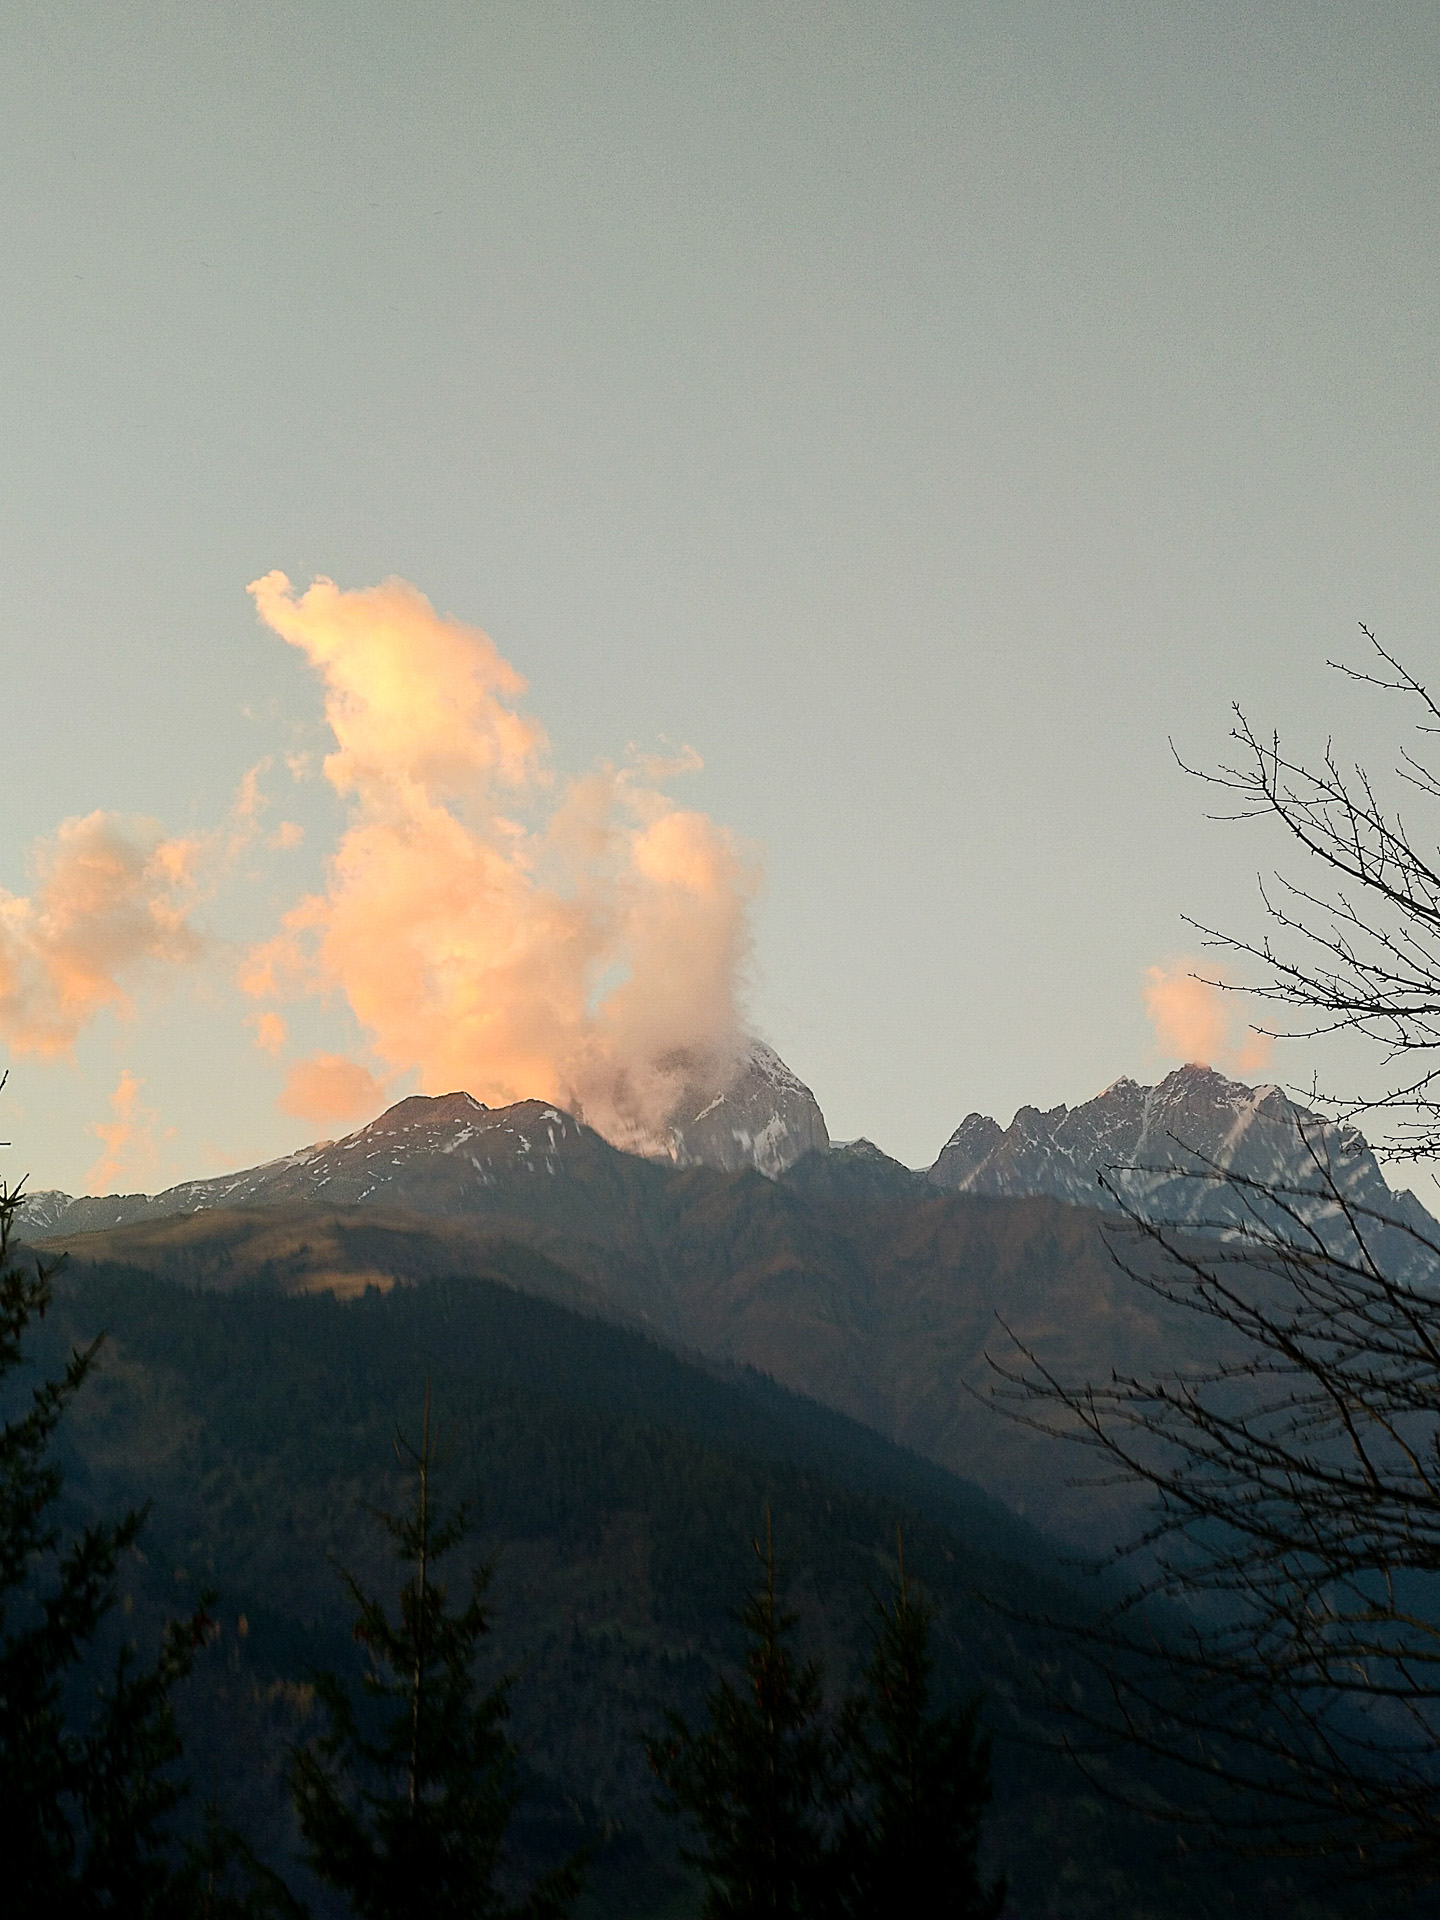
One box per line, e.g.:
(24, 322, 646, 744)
(928, 1068, 1436, 1271)
(780, 1137, 922, 1205)
(364, 1091, 490, 1133)
(17, 1044, 828, 1239)
(629, 1038, 829, 1177)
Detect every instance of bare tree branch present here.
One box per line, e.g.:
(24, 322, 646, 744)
(1171, 629, 1440, 1156)
(987, 633, 1440, 1888)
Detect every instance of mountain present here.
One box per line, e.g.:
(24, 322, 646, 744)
(28, 1063, 1434, 1546)
(37, 1263, 1240, 1919)
(659, 1038, 830, 1175)
(929, 1063, 1439, 1272)
(18, 1095, 691, 1334)
(18, 1040, 829, 1237)
(26, 1108, 1213, 1540)
(13, 1067, 1424, 1911)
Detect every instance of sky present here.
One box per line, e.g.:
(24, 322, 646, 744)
(2, 1, 1438, 1194)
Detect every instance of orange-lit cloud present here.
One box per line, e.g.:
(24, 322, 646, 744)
(1143, 960, 1274, 1077)
(249, 1011, 288, 1056)
(0, 813, 203, 1057)
(86, 1069, 160, 1193)
(234, 760, 268, 825)
(278, 1053, 388, 1124)
(244, 573, 756, 1147)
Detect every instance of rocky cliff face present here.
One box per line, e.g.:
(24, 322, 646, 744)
(659, 1040, 830, 1177)
(929, 1063, 1438, 1274)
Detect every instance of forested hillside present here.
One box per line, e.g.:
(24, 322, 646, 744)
(33, 1153, 1230, 1542)
(22, 1259, 1339, 1919)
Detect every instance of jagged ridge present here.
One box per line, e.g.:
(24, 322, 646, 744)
(928, 1062, 1438, 1275)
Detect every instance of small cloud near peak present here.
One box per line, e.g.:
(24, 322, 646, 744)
(1143, 960, 1273, 1078)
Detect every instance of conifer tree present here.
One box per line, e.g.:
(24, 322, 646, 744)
(646, 1511, 835, 1918)
(291, 1385, 583, 1920)
(835, 1538, 1003, 1919)
(0, 1153, 210, 1915)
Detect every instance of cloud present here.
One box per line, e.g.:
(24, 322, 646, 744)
(278, 1053, 388, 1124)
(234, 759, 269, 826)
(1234, 1027, 1274, 1075)
(244, 574, 757, 1147)
(86, 1069, 160, 1193)
(1143, 960, 1273, 1077)
(249, 1011, 288, 1056)
(0, 812, 203, 1057)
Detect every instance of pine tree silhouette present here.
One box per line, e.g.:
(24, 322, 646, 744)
(0, 1145, 212, 1914)
(291, 1383, 583, 1920)
(835, 1533, 1003, 1919)
(647, 1509, 835, 1918)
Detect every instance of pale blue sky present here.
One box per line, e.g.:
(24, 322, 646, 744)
(2, 1, 1438, 1190)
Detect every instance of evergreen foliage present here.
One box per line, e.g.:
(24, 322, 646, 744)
(40, 1261, 1266, 1919)
(0, 1162, 209, 1915)
(647, 1512, 836, 1917)
(291, 1385, 585, 1920)
(835, 1537, 1003, 1918)
(175, 1798, 309, 1919)
(647, 1518, 1006, 1917)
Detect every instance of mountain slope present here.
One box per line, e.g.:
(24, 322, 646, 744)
(41, 1262, 1279, 1920)
(20, 1097, 684, 1334)
(32, 1155, 1212, 1541)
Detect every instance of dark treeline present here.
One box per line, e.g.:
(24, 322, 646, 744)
(3, 1206, 1390, 1919)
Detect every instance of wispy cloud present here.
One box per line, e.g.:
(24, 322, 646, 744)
(86, 1069, 161, 1193)
(1143, 959, 1273, 1077)
(0, 813, 203, 1056)
(278, 1053, 388, 1124)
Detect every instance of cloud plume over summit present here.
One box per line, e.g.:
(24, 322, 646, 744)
(1143, 959, 1272, 1076)
(242, 573, 756, 1141)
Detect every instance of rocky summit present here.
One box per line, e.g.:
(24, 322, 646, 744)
(928, 1062, 1438, 1272)
(17, 1038, 829, 1237)
(660, 1038, 830, 1175)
